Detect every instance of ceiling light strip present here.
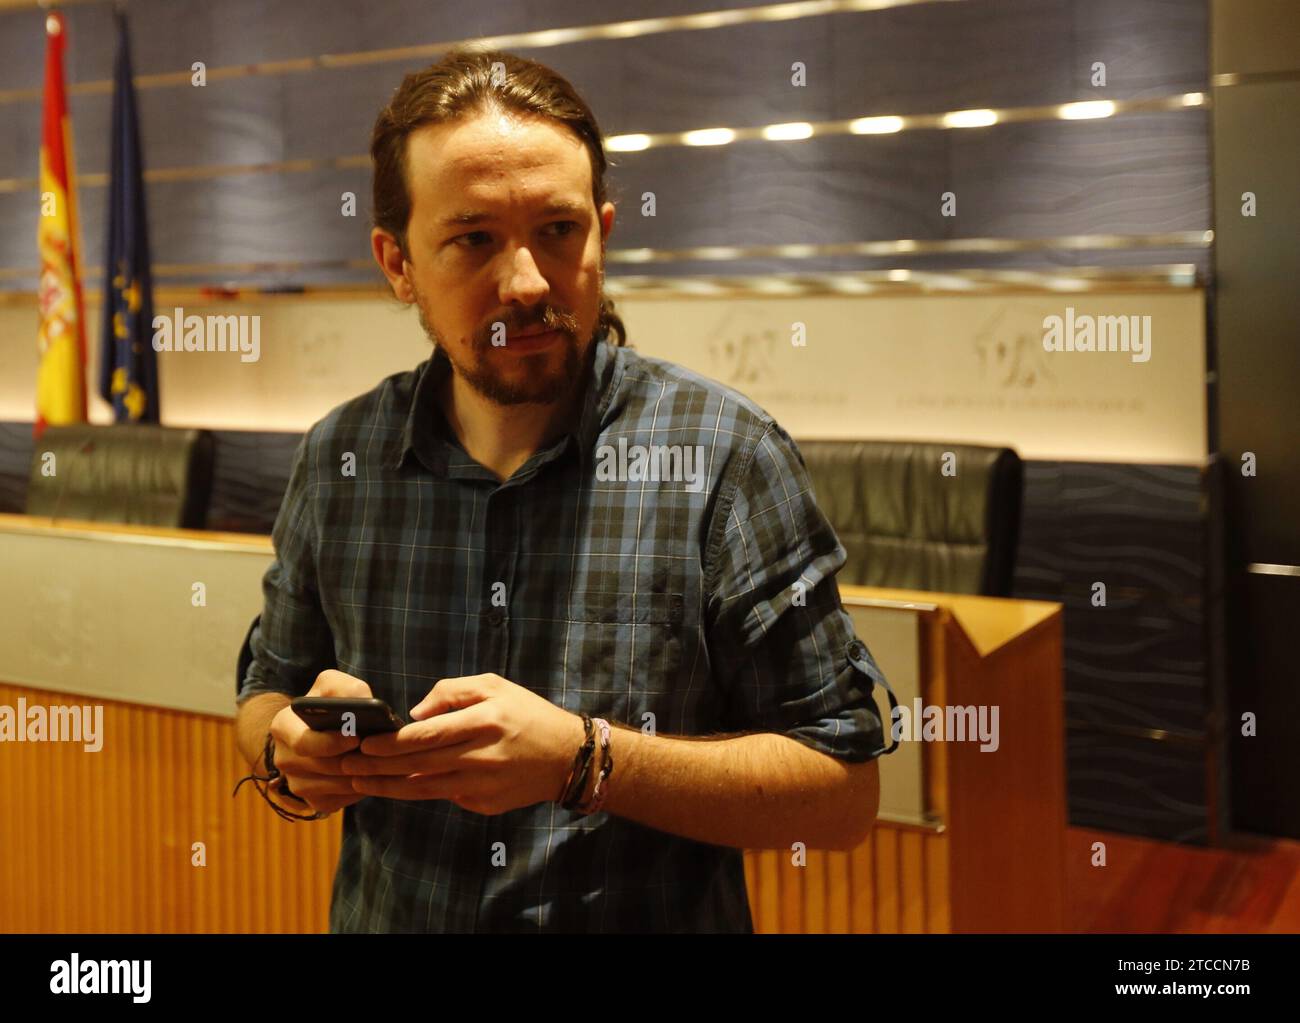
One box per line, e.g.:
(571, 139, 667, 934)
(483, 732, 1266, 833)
(0, 234, 1211, 285)
(603, 265, 1201, 294)
(608, 232, 1213, 265)
(0, 264, 1203, 301)
(609, 92, 1208, 150)
(0, 93, 1209, 194)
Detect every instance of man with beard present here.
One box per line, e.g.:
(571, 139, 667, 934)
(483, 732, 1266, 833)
(235, 47, 895, 933)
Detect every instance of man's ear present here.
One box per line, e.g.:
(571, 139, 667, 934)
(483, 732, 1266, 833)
(598, 201, 615, 251)
(371, 227, 415, 303)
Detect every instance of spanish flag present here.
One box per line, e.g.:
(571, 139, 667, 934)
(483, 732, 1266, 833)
(35, 10, 88, 439)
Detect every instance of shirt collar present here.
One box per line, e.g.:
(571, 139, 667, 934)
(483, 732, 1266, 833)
(390, 331, 622, 477)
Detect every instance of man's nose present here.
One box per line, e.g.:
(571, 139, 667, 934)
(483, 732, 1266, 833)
(498, 244, 549, 308)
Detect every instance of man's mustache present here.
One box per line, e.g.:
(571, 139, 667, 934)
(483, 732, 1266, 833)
(476, 308, 580, 347)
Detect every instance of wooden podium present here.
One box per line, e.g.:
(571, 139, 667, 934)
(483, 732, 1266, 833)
(742, 584, 1066, 933)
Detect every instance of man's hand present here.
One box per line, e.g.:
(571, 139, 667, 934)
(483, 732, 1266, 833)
(340, 673, 584, 815)
(267, 669, 371, 816)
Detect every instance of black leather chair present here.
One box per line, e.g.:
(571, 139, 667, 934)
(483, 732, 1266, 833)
(797, 440, 1023, 596)
(26, 423, 215, 529)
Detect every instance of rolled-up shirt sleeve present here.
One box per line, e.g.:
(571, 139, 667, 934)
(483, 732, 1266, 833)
(705, 421, 897, 762)
(236, 432, 335, 706)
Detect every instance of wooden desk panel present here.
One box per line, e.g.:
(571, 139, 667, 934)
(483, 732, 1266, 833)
(747, 585, 1065, 933)
(0, 681, 339, 933)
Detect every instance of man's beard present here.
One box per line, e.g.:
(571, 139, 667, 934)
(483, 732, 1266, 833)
(411, 288, 595, 407)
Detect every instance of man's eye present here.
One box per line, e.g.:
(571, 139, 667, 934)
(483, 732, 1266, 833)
(454, 223, 578, 248)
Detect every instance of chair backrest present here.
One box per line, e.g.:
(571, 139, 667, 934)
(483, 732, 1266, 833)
(26, 423, 215, 529)
(796, 440, 1023, 596)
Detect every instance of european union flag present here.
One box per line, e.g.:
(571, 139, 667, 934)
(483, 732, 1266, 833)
(98, 10, 158, 423)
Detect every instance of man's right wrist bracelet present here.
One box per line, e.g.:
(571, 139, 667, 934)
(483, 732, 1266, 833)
(230, 731, 325, 822)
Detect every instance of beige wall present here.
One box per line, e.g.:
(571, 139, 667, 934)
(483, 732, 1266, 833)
(1, 287, 1207, 463)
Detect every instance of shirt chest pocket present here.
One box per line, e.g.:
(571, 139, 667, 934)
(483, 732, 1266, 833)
(562, 590, 688, 725)
(569, 590, 684, 626)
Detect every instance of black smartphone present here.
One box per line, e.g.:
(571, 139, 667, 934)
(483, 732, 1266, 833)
(291, 696, 406, 738)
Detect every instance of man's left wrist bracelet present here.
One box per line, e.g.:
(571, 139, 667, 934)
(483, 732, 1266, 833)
(575, 718, 614, 816)
(558, 712, 595, 808)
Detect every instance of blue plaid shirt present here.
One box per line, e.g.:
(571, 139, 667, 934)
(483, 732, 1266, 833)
(238, 334, 893, 932)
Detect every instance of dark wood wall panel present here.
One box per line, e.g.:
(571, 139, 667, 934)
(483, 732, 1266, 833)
(0, 0, 1209, 289)
(947, 113, 1210, 237)
(1014, 461, 1215, 842)
(1066, 730, 1209, 844)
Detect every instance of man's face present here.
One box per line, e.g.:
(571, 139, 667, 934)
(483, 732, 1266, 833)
(374, 108, 615, 407)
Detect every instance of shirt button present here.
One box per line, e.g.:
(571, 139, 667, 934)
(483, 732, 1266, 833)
(848, 640, 867, 660)
(486, 608, 505, 626)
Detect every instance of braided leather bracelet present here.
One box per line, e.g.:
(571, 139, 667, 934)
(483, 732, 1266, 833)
(231, 732, 326, 822)
(575, 717, 614, 816)
(558, 712, 596, 808)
